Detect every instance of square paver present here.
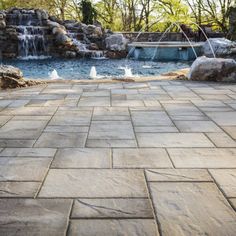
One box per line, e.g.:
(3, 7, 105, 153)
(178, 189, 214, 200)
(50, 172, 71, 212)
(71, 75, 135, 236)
(168, 148, 236, 168)
(0, 199, 72, 236)
(39, 169, 148, 198)
(113, 148, 172, 168)
(71, 198, 154, 218)
(52, 148, 111, 168)
(35, 132, 87, 148)
(150, 182, 236, 236)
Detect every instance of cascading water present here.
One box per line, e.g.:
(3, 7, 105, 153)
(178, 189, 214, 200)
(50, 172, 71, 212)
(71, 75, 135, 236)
(7, 10, 49, 59)
(17, 26, 48, 59)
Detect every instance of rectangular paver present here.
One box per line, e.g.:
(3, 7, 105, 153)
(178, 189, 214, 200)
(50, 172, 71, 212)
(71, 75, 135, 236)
(137, 133, 214, 147)
(150, 182, 236, 236)
(113, 148, 172, 168)
(168, 148, 236, 168)
(71, 198, 154, 218)
(52, 148, 111, 168)
(39, 169, 148, 198)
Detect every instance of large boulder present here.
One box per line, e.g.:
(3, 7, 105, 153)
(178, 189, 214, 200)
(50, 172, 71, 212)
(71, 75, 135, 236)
(105, 33, 128, 51)
(203, 38, 236, 56)
(188, 56, 236, 82)
(0, 65, 43, 89)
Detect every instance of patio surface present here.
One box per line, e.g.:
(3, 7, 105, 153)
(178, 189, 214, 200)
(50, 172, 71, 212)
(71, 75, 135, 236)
(0, 80, 236, 235)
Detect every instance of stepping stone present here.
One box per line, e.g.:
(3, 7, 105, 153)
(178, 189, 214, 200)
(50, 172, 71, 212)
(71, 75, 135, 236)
(137, 133, 214, 147)
(150, 182, 236, 236)
(71, 198, 153, 218)
(52, 148, 111, 168)
(0, 199, 72, 236)
(113, 148, 172, 168)
(39, 169, 147, 198)
(146, 169, 212, 182)
(68, 219, 158, 236)
(209, 169, 236, 198)
(168, 148, 236, 168)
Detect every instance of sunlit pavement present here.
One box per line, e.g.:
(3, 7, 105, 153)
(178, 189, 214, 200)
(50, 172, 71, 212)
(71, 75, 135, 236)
(0, 80, 236, 235)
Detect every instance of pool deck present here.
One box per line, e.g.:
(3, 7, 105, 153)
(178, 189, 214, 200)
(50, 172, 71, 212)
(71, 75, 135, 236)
(0, 79, 236, 235)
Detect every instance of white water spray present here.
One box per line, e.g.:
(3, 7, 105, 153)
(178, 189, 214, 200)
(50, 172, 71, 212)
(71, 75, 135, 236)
(119, 66, 134, 77)
(49, 69, 60, 80)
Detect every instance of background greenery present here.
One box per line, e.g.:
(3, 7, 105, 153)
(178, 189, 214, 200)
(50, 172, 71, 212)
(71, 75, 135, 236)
(0, 0, 235, 33)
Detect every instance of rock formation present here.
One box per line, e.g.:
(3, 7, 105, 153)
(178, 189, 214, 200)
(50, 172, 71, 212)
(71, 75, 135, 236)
(0, 8, 128, 59)
(0, 65, 43, 89)
(188, 56, 236, 82)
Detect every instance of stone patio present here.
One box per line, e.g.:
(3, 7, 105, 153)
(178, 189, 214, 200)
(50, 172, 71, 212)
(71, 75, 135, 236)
(0, 80, 236, 235)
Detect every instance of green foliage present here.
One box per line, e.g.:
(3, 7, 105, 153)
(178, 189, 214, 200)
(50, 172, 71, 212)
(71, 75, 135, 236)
(0, 0, 234, 33)
(80, 0, 97, 24)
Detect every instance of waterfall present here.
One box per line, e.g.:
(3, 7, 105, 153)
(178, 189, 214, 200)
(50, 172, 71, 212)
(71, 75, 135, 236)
(17, 26, 48, 59)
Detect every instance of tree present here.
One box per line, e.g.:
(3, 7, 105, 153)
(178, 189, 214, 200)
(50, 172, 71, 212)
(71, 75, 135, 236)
(80, 0, 97, 24)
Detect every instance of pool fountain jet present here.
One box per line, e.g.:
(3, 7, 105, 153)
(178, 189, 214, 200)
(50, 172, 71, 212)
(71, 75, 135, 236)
(49, 69, 60, 80)
(89, 66, 97, 79)
(119, 66, 135, 77)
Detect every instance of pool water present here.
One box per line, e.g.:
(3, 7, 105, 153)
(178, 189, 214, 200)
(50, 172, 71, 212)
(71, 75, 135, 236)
(2, 58, 191, 80)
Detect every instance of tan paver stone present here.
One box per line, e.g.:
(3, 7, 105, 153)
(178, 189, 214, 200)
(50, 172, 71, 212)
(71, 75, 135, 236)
(206, 132, 236, 147)
(0, 199, 72, 236)
(0, 182, 40, 197)
(146, 169, 212, 182)
(209, 169, 236, 198)
(137, 133, 214, 147)
(39, 169, 147, 198)
(222, 126, 236, 139)
(150, 182, 236, 236)
(68, 219, 158, 236)
(0, 157, 51, 181)
(113, 148, 172, 168)
(168, 148, 236, 168)
(71, 198, 154, 218)
(52, 148, 111, 168)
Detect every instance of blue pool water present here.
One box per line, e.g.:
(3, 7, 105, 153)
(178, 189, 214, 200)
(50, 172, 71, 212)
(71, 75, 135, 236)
(2, 58, 191, 80)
